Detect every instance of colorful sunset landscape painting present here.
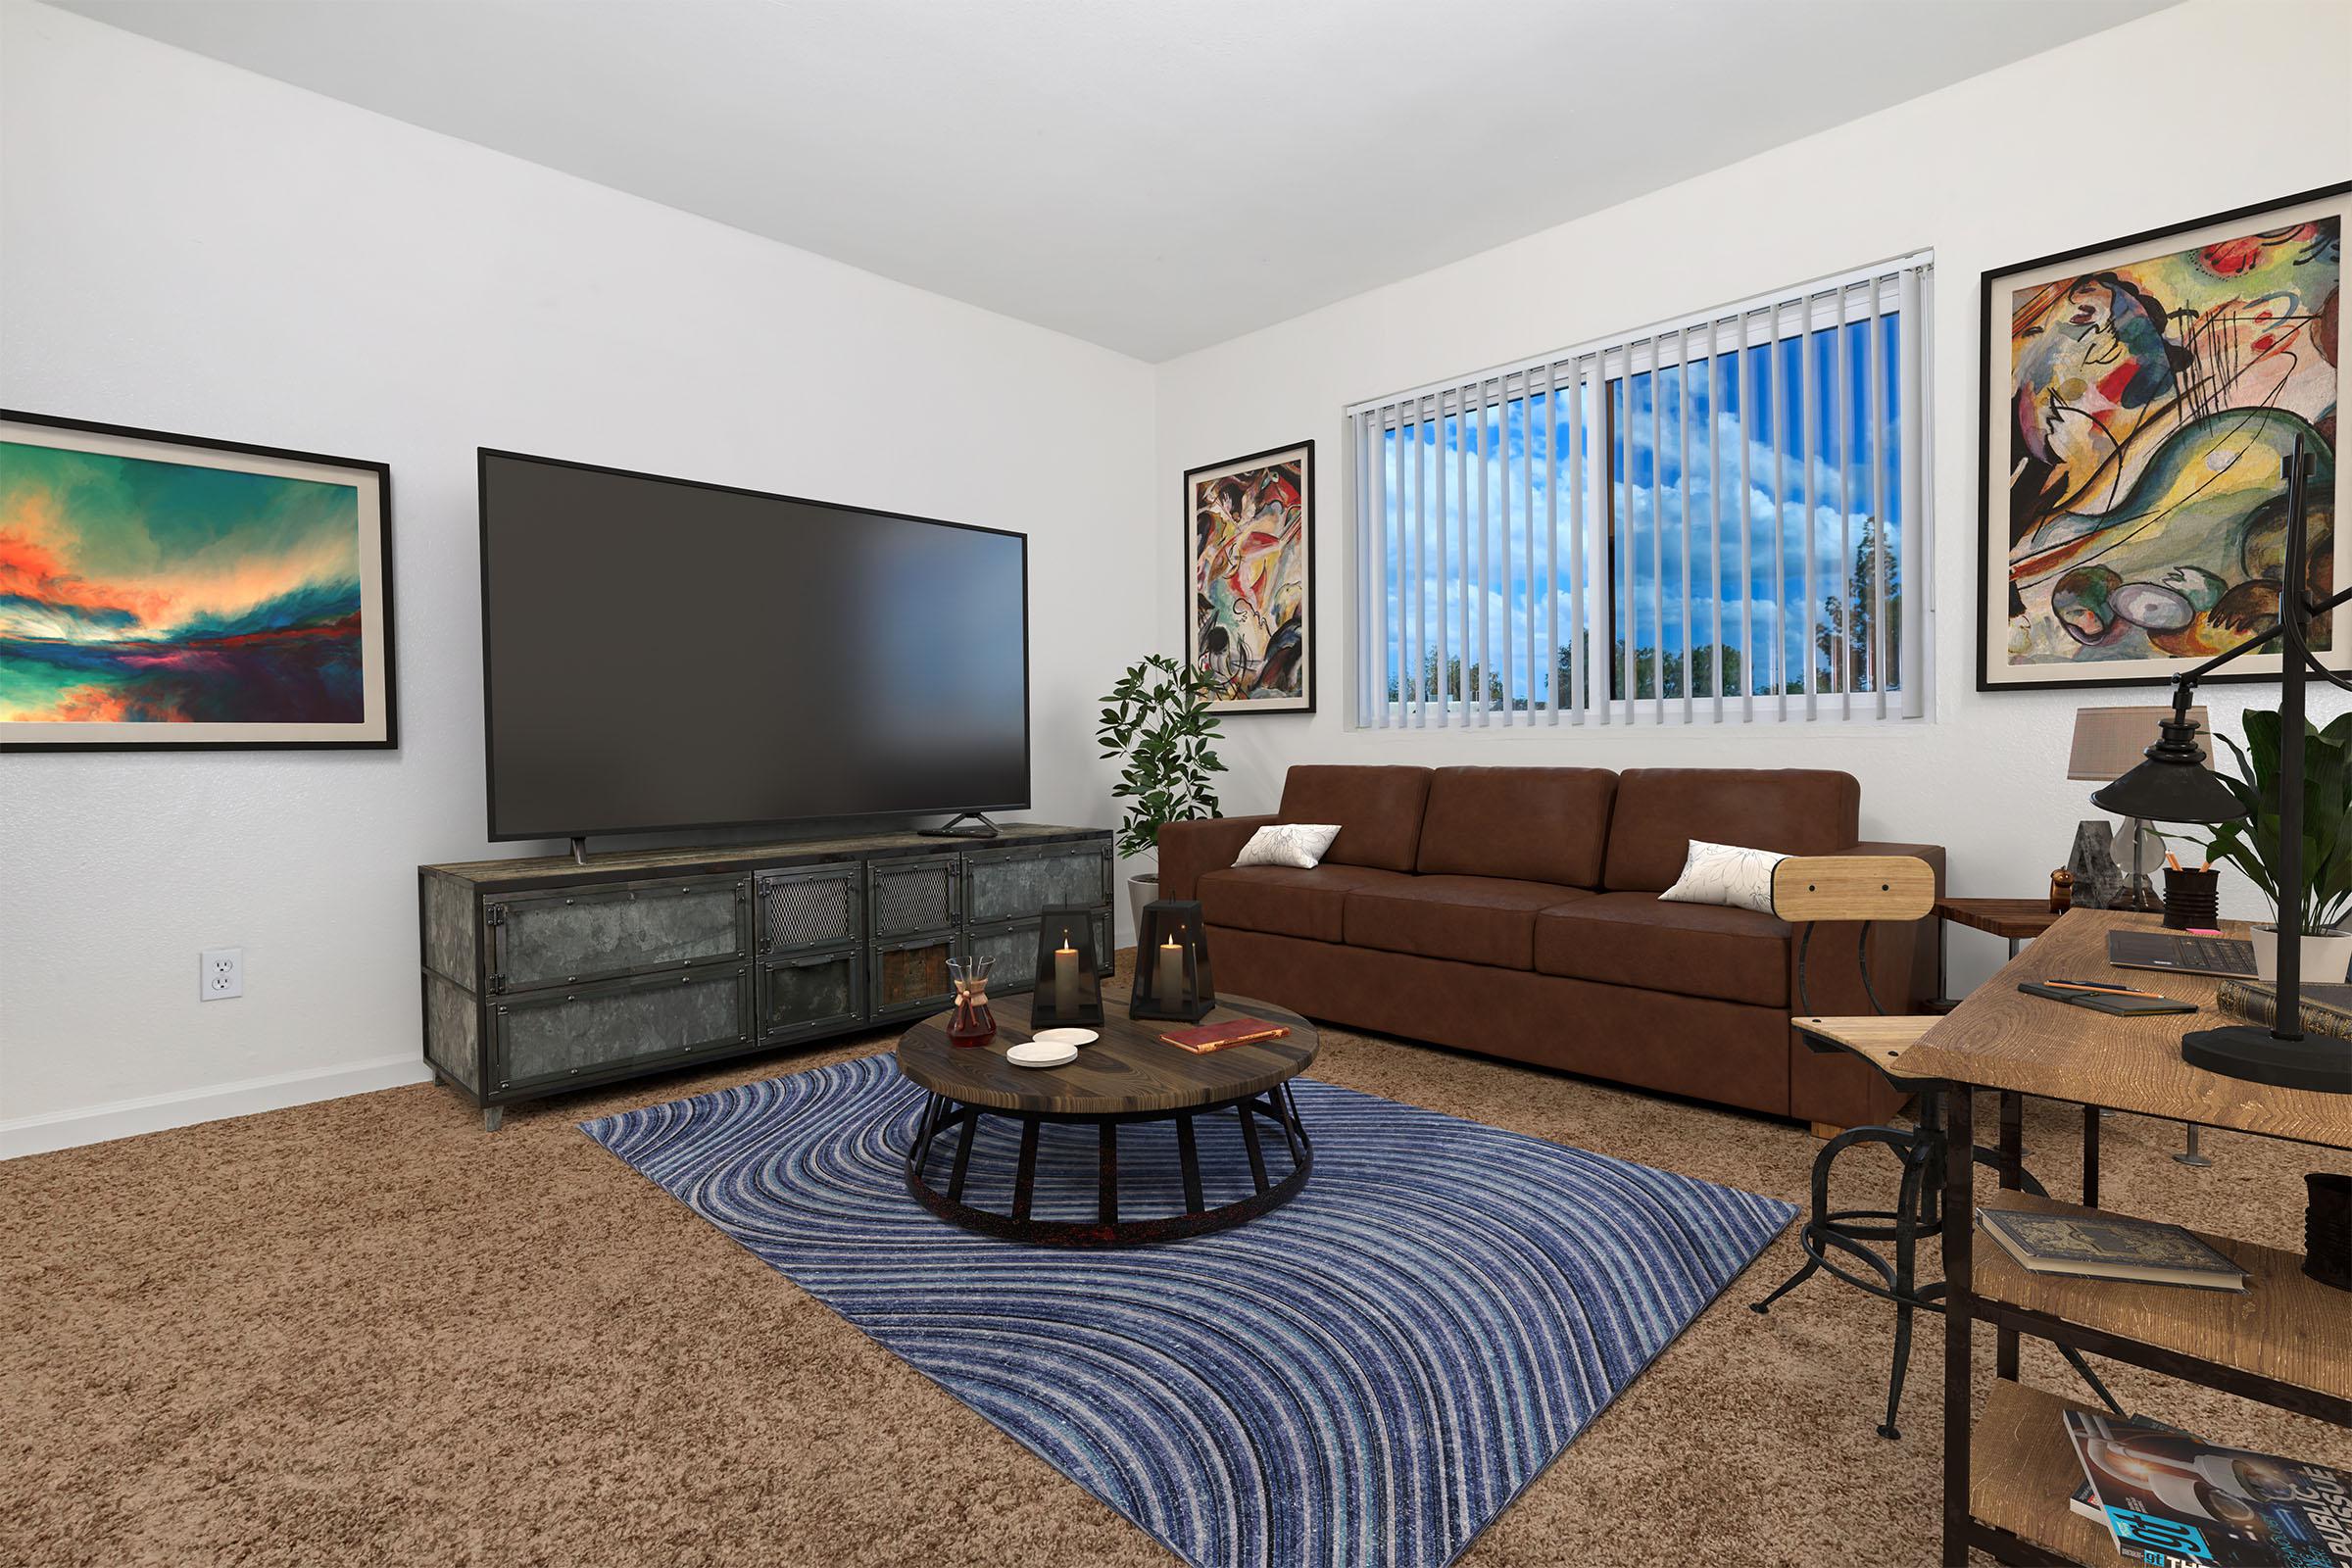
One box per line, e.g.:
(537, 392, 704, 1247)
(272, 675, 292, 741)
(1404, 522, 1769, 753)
(0, 425, 387, 743)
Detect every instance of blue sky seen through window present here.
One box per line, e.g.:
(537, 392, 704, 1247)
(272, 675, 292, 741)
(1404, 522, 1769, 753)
(1379, 313, 1903, 710)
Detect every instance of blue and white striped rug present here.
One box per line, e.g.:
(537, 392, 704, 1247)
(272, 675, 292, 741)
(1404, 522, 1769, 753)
(582, 1054, 1791, 1568)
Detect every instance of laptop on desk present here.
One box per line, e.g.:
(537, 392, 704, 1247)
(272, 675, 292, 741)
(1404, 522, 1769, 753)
(2106, 929, 2259, 980)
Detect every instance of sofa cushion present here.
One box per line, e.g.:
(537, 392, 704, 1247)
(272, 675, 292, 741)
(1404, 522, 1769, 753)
(1602, 768, 1860, 893)
(1344, 875, 1592, 971)
(1414, 766, 1616, 888)
(1276, 765, 1432, 872)
(1534, 892, 1791, 1006)
(1197, 863, 1412, 944)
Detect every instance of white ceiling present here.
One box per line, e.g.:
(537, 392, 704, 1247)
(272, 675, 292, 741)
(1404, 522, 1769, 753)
(55, 0, 2171, 362)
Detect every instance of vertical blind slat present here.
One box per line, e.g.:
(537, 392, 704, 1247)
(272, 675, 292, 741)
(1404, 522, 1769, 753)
(1364, 409, 1373, 728)
(1372, 409, 1391, 727)
(1900, 266, 1927, 720)
(1437, 392, 1454, 727)
(1522, 372, 1536, 725)
(1677, 325, 1693, 723)
(1799, 295, 1817, 720)
(1546, 359, 1562, 724)
(1647, 339, 1663, 724)
(1737, 315, 1754, 723)
(1770, 307, 1788, 720)
(1409, 401, 1424, 727)
(1472, 381, 1488, 724)
(1835, 281, 1853, 716)
(1868, 274, 1888, 718)
(1571, 362, 1590, 724)
(1709, 323, 1725, 722)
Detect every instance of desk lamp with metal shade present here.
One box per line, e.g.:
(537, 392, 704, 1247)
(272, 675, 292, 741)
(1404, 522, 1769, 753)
(2089, 437, 2351, 1094)
(2068, 705, 2211, 911)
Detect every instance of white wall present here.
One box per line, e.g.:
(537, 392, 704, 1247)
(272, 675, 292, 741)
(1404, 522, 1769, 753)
(1155, 0, 2349, 966)
(0, 2, 1157, 1152)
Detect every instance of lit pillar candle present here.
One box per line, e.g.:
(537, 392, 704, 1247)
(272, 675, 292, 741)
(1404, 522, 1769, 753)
(1155, 929, 1186, 1007)
(1054, 931, 1079, 1013)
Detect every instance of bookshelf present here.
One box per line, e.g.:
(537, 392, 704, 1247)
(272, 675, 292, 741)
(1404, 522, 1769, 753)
(1892, 909, 2352, 1566)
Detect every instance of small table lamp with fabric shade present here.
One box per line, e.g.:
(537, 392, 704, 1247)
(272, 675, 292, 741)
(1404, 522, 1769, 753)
(2069, 705, 2209, 912)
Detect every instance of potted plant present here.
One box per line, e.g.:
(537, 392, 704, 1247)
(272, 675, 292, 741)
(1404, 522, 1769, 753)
(2184, 710, 2352, 984)
(1097, 654, 1225, 938)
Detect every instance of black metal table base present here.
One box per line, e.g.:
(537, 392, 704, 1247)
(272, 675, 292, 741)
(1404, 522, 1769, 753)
(904, 1082, 1313, 1247)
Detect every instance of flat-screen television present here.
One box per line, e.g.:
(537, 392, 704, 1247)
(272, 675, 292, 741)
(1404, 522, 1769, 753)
(477, 449, 1029, 842)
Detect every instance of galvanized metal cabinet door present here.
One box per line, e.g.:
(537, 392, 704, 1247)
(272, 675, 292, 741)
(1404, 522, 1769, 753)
(490, 965, 754, 1093)
(866, 853, 960, 939)
(871, 930, 959, 1020)
(486, 874, 750, 994)
(960, 841, 1113, 926)
(965, 919, 1043, 992)
(759, 948, 865, 1042)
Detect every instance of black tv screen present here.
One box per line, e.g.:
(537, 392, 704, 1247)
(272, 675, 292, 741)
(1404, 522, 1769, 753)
(477, 450, 1029, 842)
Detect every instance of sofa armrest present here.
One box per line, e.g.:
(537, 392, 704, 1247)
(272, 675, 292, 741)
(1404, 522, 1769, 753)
(1156, 815, 1279, 901)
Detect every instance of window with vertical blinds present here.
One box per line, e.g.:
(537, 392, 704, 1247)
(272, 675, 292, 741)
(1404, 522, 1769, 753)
(1348, 254, 1933, 729)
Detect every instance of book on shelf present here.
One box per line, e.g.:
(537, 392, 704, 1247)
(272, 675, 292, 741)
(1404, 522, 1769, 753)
(2064, 1409, 2352, 1567)
(1158, 1018, 1290, 1054)
(1977, 1206, 2246, 1292)
(2217, 979, 2352, 1041)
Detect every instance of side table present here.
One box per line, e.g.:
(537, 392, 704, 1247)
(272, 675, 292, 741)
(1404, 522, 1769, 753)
(1931, 898, 2066, 1014)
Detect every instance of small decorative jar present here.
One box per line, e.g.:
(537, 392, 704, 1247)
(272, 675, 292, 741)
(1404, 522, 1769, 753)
(946, 956, 996, 1049)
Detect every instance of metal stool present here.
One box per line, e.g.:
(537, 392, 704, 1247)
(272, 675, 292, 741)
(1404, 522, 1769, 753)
(1747, 857, 2123, 1440)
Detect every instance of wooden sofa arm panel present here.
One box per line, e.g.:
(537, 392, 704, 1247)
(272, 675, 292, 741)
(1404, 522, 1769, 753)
(1156, 815, 1279, 901)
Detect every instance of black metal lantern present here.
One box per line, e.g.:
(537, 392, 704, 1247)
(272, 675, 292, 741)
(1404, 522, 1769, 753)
(1030, 905, 1104, 1027)
(1130, 899, 1215, 1023)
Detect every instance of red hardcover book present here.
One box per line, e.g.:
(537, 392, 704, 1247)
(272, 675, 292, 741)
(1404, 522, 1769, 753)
(1160, 1019, 1291, 1054)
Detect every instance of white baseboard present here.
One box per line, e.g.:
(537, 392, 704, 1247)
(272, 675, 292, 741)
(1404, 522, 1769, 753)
(0, 1054, 433, 1159)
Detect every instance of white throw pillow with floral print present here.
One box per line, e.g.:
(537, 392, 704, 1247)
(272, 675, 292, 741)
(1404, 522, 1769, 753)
(1658, 839, 1788, 913)
(1233, 823, 1343, 870)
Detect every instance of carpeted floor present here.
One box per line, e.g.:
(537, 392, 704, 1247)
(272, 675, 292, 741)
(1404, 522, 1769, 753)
(6, 963, 2349, 1568)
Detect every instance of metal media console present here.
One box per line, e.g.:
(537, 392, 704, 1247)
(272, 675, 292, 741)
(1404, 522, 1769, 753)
(417, 825, 1113, 1129)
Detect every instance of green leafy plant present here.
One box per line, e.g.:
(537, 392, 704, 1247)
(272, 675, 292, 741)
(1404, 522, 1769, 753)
(2184, 710, 2352, 932)
(1097, 654, 1225, 861)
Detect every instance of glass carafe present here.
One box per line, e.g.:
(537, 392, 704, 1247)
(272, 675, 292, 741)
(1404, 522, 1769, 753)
(946, 956, 996, 1048)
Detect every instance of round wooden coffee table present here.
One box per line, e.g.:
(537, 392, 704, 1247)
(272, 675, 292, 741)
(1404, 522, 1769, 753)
(895, 993, 1317, 1247)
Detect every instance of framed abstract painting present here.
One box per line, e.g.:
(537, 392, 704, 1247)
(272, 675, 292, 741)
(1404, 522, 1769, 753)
(1184, 440, 1313, 715)
(1978, 180, 2348, 691)
(0, 412, 396, 750)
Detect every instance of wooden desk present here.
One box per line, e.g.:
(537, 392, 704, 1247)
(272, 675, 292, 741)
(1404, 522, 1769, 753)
(1917, 907, 2352, 1566)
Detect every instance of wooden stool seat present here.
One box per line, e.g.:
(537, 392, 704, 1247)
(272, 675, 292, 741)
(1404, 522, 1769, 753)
(1793, 1015, 1937, 1080)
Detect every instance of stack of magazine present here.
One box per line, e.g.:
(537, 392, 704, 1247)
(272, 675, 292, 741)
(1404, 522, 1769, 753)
(2063, 1410, 2352, 1565)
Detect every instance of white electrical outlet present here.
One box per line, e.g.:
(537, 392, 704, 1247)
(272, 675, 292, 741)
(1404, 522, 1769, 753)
(201, 947, 243, 1001)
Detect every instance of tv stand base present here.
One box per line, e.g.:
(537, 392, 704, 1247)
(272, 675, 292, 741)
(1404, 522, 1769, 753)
(568, 836, 591, 865)
(918, 811, 1002, 840)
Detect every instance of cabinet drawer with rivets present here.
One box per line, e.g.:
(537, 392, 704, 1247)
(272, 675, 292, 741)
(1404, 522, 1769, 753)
(483, 873, 750, 994)
(490, 965, 754, 1092)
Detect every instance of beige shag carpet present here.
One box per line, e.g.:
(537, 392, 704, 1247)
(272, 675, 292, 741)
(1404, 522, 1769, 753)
(7, 962, 2348, 1568)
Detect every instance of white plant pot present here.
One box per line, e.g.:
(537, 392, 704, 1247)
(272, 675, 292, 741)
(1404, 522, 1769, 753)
(1126, 872, 1158, 947)
(2248, 925, 2352, 985)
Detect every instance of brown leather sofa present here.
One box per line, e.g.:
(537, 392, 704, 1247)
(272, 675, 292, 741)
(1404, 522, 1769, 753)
(1157, 764, 1944, 1129)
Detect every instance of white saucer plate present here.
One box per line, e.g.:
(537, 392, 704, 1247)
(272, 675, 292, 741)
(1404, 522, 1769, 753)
(1032, 1027, 1099, 1048)
(1005, 1040, 1080, 1068)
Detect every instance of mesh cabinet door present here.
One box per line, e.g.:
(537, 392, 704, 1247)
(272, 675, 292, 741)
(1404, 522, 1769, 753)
(757, 864, 861, 956)
(867, 854, 959, 939)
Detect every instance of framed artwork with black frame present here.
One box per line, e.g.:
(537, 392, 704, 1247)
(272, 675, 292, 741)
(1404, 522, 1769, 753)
(1184, 440, 1314, 715)
(1976, 180, 2348, 693)
(0, 410, 397, 750)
